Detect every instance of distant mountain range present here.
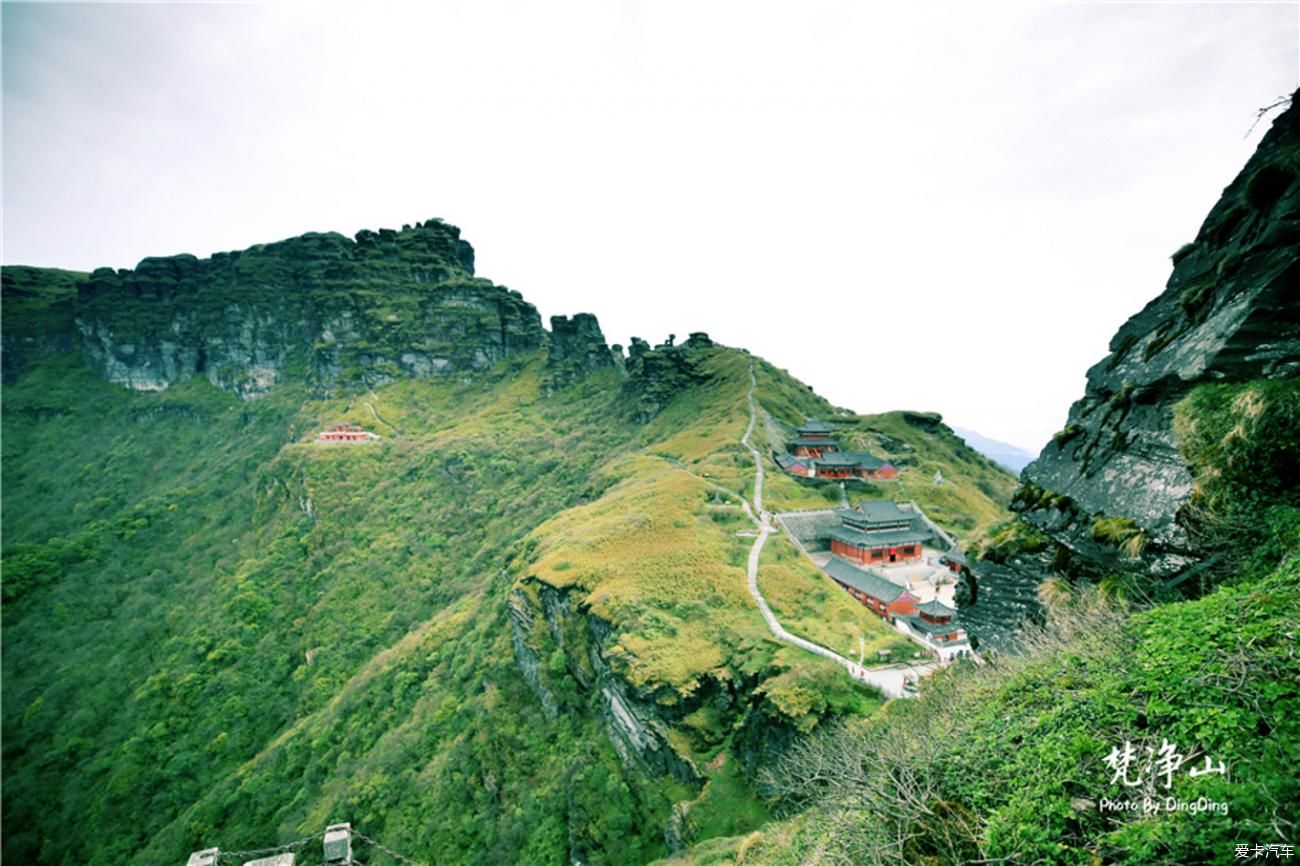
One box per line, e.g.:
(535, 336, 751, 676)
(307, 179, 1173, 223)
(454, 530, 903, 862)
(950, 427, 1037, 474)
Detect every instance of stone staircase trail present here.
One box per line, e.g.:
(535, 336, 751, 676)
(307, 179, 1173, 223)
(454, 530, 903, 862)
(738, 356, 921, 699)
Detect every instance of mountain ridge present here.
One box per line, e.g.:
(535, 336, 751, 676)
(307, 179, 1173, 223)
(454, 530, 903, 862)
(8, 96, 1295, 866)
(2, 220, 1017, 865)
(950, 426, 1036, 473)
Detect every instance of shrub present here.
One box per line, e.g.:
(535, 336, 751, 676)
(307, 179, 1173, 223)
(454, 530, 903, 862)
(978, 519, 1050, 563)
(1177, 281, 1216, 324)
(1170, 241, 1197, 265)
(760, 557, 1300, 866)
(1090, 515, 1149, 559)
(1051, 423, 1084, 447)
(1174, 378, 1300, 569)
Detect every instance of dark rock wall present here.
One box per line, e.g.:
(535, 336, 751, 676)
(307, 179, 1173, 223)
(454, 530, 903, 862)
(511, 580, 703, 785)
(546, 313, 613, 391)
(1019, 95, 1300, 576)
(70, 219, 552, 397)
(623, 335, 715, 422)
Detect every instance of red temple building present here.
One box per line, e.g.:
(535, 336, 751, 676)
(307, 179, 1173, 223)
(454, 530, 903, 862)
(775, 453, 815, 477)
(318, 422, 380, 443)
(899, 599, 971, 660)
(796, 417, 834, 439)
(853, 453, 899, 481)
(816, 500, 973, 660)
(826, 500, 930, 565)
(812, 451, 858, 478)
(776, 417, 900, 479)
(939, 548, 968, 575)
(787, 418, 839, 457)
(823, 558, 918, 620)
(811, 451, 898, 481)
(790, 438, 838, 458)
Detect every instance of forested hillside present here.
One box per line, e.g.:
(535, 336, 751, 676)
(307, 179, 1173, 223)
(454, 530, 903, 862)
(1, 235, 1014, 866)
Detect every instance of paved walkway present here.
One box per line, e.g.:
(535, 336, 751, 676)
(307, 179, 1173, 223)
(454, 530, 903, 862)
(364, 391, 399, 438)
(738, 358, 927, 699)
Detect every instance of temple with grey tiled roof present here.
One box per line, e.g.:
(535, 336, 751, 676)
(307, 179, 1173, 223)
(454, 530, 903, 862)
(788, 436, 839, 458)
(812, 450, 891, 480)
(836, 500, 916, 530)
(822, 558, 918, 619)
(776, 453, 815, 477)
(939, 547, 968, 574)
(916, 599, 957, 618)
(826, 500, 930, 565)
(813, 499, 974, 660)
(795, 417, 835, 437)
(787, 416, 839, 458)
(898, 598, 970, 660)
(779, 441, 897, 480)
(777, 416, 900, 480)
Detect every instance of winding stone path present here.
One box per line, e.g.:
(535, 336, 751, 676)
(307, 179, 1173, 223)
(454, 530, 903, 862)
(365, 390, 399, 438)
(737, 357, 923, 699)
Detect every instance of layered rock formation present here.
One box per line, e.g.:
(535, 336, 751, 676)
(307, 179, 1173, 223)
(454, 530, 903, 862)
(73, 220, 549, 397)
(510, 582, 702, 785)
(545, 313, 615, 392)
(51, 219, 616, 399)
(1016, 95, 1300, 578)
(623, 332, 715, 422)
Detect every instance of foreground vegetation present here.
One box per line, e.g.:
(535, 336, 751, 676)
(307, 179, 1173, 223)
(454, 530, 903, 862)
(663, 553, 1296, 866)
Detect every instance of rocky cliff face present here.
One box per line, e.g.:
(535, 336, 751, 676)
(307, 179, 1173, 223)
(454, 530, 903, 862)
(510, 581, 703, 786)
(546, 313, 615, 392)
(1016, 96, 1300, 579)
(623, 332, 715, 422)
(64, 219, 608, 398)
(75, 221, 544, 396)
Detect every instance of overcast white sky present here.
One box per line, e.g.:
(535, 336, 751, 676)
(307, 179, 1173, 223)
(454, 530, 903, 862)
(3, 1, 1296, 452)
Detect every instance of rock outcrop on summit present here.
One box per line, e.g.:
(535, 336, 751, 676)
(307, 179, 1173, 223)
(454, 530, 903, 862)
(62, 219, 615, 399)
(546, 313, 614, 391)
(75, 221, 546, 396)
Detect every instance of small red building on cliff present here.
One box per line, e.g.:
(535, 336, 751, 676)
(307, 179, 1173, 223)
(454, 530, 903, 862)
(318, 422, 380, 443)
(788, 418, 839, 457)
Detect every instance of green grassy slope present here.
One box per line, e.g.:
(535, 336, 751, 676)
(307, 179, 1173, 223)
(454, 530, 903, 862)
(3, 350, 673, 865)
(514, 349, 905, 847)
(523, 351, 912, 695)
